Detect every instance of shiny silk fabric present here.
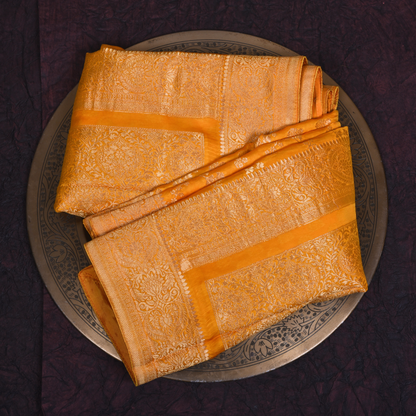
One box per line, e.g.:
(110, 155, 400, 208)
(77, 114, 367, 386)
(54, 45, 333, 217)
(55, 45, 365, 386)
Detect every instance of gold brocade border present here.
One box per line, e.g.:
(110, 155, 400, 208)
(180, 273, 225, 359)
(71, 109, 222, 165)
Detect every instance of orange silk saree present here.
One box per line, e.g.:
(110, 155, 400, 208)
(54, 46, 365, 386)
(54, 45, 335, 217)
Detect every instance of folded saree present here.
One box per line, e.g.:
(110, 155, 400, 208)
(53, 46, 365, 386)
(78, 114, 367, 386)
(54, 45, 338, 217)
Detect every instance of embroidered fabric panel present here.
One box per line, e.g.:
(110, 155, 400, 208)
(155, 132, 354, 273)
(102, 217, 208, 377)
(76, 49, 225, 119)
(206, 221, 366, 349)
(56, 125, 204, 215)
(56, 48, 314, 217)
(222, 56, 304, 153)
(76, 48, 306, 156)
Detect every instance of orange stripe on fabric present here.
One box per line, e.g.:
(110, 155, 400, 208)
(185, 281, 225, 359)
(184, 203, 356, 285)
(71, 109, 222, 164)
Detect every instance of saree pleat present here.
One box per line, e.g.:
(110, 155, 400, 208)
(322, 85, 340, 114)
(53, 45, 367, 386)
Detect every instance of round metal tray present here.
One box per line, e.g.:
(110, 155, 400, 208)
(27, 31, 387, 382)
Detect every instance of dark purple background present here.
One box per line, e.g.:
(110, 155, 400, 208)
(1, 1, 415, 414)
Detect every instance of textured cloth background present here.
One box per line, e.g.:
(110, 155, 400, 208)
(1, 0, 415, 415)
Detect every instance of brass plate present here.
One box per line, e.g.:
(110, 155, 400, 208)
(27, 31, 387, 382)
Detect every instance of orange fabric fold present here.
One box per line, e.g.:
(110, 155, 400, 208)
(54, 46, 339, 217)
(299, 65, 323, 121)
(79, 124, 367, 386)
(323, 85, 340, 114)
